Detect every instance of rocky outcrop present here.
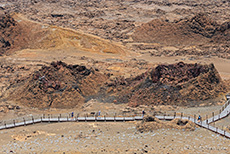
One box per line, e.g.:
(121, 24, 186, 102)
(9, 61, 108, 109)
(136, 115, 196, 132)
(6, 61, 228, 108)
(0, 14, 20, 55)
(105, 62, 227, 106)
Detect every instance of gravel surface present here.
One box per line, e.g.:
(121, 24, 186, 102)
(0, 122, 230, 153)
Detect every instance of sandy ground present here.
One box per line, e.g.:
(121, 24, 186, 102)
(0, 122, 230, 153)
(0, 100, 230, 153)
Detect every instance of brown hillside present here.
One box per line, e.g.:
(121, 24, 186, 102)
(132, 13, 229, 46)
(0, 13, 127, 56)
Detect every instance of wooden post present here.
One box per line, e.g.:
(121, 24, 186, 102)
(41, 117, 42, 123)
(32, 116, 34, 124)
(77, 114, 79, 122)
(181, 112, 183, 118)
(58, 116, 60, 123)
(216, 127, 218, 132)
(23, 118, 26, 126)
(114, 113, 116, 122)
(224, 130, 226, 136)
(13, 120, 15, 127)
(4, 122, 6, 128)
(67, 116, 69, 122)
(48, 115, 50, 123)
(43, 114, 45, 118)
(174, 112, 176, 118)
(188, 116, 190, 121)
(104, 115, 106, 122)
(208, 123, 209, 129)
(212, 112, 214, 122)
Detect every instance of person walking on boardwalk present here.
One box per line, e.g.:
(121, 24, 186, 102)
(142, 110, 145, 117)
(71, 112, 74, 119)
(198, 115, 201, 122)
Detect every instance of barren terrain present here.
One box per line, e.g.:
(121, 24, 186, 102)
(0, 0, 229, 153)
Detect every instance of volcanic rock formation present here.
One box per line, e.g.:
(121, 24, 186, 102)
(0, 14, 24, 55)
(5, 61, 228, 108)
(9, 61, 108, 108)
(136, 115, 196, 132)
(105, 62, 227, 106)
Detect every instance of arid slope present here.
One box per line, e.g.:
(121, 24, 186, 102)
(0, 13, 127, 56)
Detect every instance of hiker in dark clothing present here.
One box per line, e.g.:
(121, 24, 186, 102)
(142, 110, 145, 117)
(198, 115, 201, 122)
(71, 112, 74, 118)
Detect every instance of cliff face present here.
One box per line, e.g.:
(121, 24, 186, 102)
(105, 62, 227, 106)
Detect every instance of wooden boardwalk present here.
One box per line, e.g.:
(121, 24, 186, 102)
(206, 100, 230, 124)
(0, 100, 230, 139)
(0, 116, 144, 130)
